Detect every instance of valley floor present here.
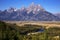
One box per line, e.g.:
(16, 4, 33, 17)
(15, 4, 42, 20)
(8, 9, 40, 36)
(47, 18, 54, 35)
(5, 21, 60, 28)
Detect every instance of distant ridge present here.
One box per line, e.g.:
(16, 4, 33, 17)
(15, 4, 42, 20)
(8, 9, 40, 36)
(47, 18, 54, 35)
(54, 13, 60, 18)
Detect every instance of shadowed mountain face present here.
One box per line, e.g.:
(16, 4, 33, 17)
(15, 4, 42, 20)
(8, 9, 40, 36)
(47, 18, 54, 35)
(0, 3, 60, 21)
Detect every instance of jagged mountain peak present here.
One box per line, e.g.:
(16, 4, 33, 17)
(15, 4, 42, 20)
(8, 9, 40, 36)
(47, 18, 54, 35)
(20, 6, 26, 11)
(27, 2, 45, 14)
(7, 7, 17, 13)
(28, 2, 44, 10)
(30, 2, 35, 6)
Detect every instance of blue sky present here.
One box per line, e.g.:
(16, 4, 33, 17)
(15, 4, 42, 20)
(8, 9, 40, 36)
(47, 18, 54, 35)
(0, 0, 60, 13)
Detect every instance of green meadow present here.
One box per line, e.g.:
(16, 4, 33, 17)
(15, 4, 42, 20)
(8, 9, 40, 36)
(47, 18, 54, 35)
(0, 21, 60, 40)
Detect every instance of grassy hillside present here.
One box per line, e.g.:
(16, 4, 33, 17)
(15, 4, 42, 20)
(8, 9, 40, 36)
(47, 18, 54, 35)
(0, 21, 60, 40)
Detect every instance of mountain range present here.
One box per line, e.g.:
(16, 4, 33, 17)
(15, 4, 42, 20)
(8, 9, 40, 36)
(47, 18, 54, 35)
(0, 3, 60, 21)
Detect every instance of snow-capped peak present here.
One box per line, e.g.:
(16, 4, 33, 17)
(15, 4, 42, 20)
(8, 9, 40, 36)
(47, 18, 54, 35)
(37, 4, 45, 11)
(27, 3, 45, 14)
(30, 2, 35, 7)
(7, 7, 17, 13)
